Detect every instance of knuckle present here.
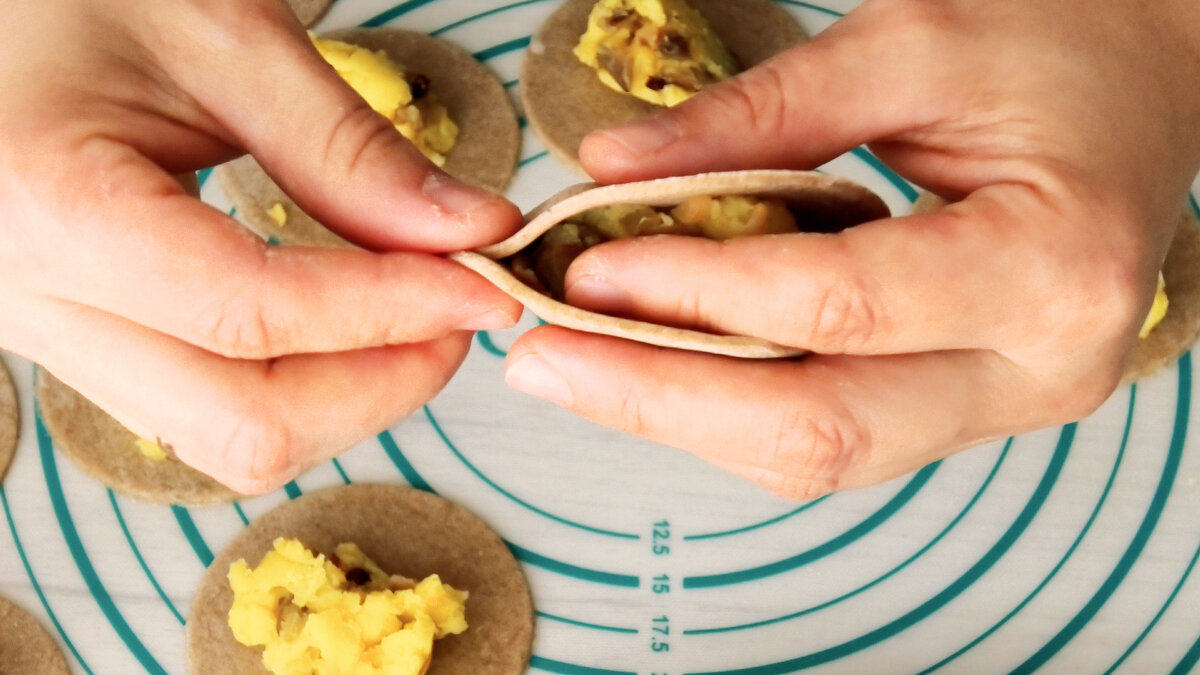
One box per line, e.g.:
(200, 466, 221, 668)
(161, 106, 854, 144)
(865, 0, 957, 41)
(1040, 365, 1123, 424)
(193, 248, 293, 359)
(851, 0, 961, 78)
(703, 67, 788, 138)
(976, 191, 1143, 350)
(322, 105, 407, 178)
(192, 0, 295, 48)
(617, 386, 652, 438)
(1043, 245, 1143, 346)
(1102, 266, 1146, 338)
(995, 207, 1135, 426)
(805, 279, 880, 352)
(796, 412, 863, 477)
(198, 295, 276, 359)
(758, 407, 866, 492)
(200, 0, 296, 35)
(1077, 369, 1123, 416)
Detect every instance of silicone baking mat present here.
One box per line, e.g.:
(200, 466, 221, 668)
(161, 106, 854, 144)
(3, 0, 1200, 672)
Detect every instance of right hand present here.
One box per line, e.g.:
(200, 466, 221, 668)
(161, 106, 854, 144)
(0, 0, 523, 493)
(505, 0, 1200, 499)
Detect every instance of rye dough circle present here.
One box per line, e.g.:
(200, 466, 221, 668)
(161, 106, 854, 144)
(1125, 207, 1200, 382)
(288, 0, 333, 27)
(0, 596, 71, 675)
(187, 484, 534, 675)
(36, 370, 238, 505)
(217, 28, 521, 247)
(521, 0, 808, 172)
(0, 359, 17, 483)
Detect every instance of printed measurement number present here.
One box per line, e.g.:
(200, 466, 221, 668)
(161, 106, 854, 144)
(652, 614, 670, 653)
(653, 519, 670, 555)
(652, 520, 671, 654)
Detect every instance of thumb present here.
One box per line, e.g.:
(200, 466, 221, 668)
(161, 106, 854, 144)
(579, 2, 934, 183)
(158, 1, 520, 252)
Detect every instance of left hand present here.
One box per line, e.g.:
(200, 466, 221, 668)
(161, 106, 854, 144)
(0, 0, 522, 493)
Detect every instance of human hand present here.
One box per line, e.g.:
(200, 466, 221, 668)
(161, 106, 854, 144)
(504, 0, 1200, 499)
(0, 0, 523, 493)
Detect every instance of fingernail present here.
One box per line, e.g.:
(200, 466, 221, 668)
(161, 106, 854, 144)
(506, 353, 573, 407)
(566, 275, 633, 313)
(460, 308, 517, 331)
(597, 113, 683, 158)
(423, 171, 495, 216)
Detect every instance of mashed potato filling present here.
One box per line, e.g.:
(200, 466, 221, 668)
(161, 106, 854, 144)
(134, 438, 167, 462)
(312, 36, 458, 166)
(514, 195, 797, 298)
(1140, 272, 1169, 338)
(574, 0, 737, 107)
(228, 538, 467, 675)
(266, 203, 288, 228)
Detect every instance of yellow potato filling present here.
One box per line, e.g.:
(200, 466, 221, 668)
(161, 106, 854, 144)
(134, 438, 167, 462)
(514, 195, 797, 298)
(228, 538, 467, 675)
(267, 203, 289, 228)
(574, 0, 737, 107)
(1140, 272, 1168, 339)
(312, 36, 458, 166)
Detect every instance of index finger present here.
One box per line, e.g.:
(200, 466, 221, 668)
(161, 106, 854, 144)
(562, 185, 1147, 358)
(13, 148, 521, 360)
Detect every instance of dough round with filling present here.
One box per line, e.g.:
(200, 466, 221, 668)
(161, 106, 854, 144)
(187, 484, 534, 674)
(36, 370, 238, 505)
(1125, 207, 1200, 382)
(452, 169, 889, 358)
(521, 0, 807, 172)
(217, 28, 521, 247)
